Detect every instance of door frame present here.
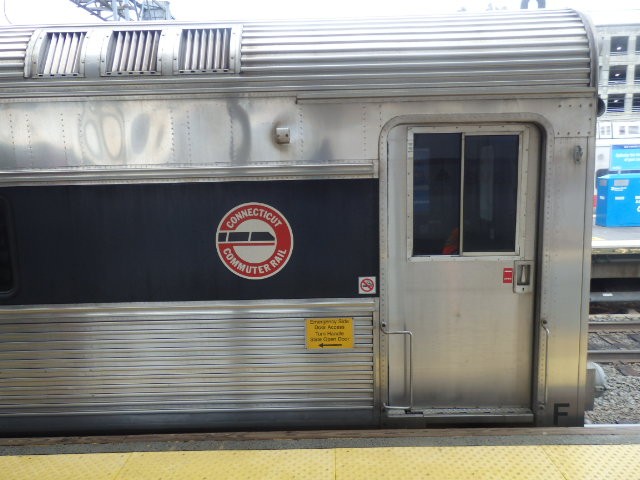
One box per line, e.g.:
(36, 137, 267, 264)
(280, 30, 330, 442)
(379, 115, 544, 424)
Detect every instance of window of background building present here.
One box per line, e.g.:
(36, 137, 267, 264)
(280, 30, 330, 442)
(635, 65, 640, 84)
(598, 122, 612, 138)
(609, 65, 628, 84)
(607, 94, 626, 113)
(633, 94, 640, 113)
(611, 36, 629, 55)
(636, 36, 640, 54)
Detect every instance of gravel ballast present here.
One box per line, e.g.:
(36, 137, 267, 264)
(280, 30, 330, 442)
(585, 362, 640, 424)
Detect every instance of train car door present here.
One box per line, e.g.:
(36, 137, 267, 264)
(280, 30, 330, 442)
(384, 124, 540, 423)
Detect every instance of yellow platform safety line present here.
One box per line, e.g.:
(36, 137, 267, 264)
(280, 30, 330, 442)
(543, 445, 640, 480)
(0, 452, 130, 480)
(2, 445, 640, 480)
(337, 446, 565, 479)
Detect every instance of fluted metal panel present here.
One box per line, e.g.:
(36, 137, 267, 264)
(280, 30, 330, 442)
(0, 29, 33, 79)
(240, 10, 594, 90)
(0, 303, 375, 416)
(105, 30, 160, 75)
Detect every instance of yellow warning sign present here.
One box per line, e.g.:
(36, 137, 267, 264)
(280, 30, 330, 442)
(305, 317, 355, 349)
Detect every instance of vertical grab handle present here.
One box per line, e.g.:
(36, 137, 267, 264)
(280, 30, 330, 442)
(541, 320, 551, 406)
(381, 322, 414, 411)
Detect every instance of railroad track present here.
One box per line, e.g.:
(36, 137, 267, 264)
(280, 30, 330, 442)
(588, 315, 640, 362)
(588, 255, 640, 361)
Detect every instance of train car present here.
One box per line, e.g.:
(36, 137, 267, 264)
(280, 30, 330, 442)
(0, 9, 598, 435)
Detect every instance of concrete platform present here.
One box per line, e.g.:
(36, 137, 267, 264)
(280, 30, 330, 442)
(592, 223, 640, 254)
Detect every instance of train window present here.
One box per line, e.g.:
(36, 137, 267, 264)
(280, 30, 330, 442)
(411, 132, 519, 256)
(0, 197, 17, 296)
(462, 135, 518, 253)
(412, 133, 462, 255)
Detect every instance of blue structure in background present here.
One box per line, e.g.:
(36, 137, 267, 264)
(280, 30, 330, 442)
(610, 144, 640, 172)
(597, 145, 640, 227)
(596, 173, 640, 227)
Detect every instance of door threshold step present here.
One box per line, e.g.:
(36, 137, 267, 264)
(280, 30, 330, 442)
(384, 407, 534, 425)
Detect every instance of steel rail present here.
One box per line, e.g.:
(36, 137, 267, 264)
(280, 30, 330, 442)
(589, 320, 640, 332)
(587, 350, 640, 362)
(590, 291, 640, 303)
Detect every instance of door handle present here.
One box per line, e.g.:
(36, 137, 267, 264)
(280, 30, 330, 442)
(514, 261, 534, 294)
(380, 322, 414, 412)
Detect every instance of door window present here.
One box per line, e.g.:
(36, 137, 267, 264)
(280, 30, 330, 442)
(410, 131, 520, 257)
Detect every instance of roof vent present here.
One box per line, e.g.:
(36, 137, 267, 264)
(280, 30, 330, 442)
(178, 28, 233, 73)
(36, 31, 86, 77)
(104, 30, 161, 75)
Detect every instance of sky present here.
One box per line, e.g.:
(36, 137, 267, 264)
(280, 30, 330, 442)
(0, 0, 639, 25)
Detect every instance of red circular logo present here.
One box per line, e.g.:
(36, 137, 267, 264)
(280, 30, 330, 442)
(216, 203, 293, 280)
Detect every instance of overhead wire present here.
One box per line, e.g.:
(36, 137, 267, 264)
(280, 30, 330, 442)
(3, 0, 13, 24)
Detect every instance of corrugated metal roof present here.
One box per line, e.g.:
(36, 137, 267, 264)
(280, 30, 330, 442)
(240, 10, 594, 91)
(0, 28, 34, 79)
(0, 10, 596, 96)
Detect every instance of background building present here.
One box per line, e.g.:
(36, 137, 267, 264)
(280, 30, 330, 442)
(595, 13, 640, 175)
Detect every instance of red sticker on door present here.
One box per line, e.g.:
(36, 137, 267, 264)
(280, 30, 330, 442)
(216, 203, 293, 280)
(503, 267, 514, 284)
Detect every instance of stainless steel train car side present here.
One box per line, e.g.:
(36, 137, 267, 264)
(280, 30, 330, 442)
(0, 10, 597, 434)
